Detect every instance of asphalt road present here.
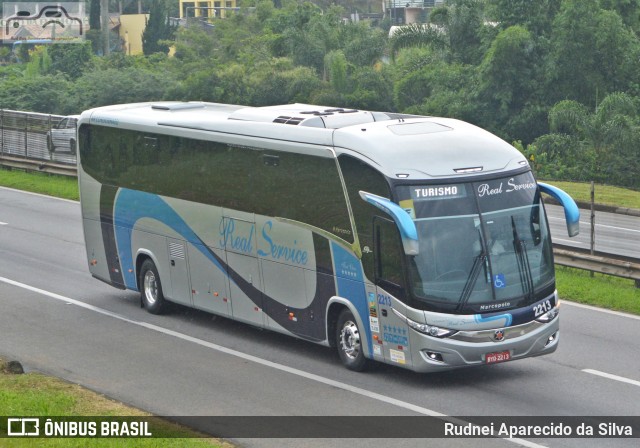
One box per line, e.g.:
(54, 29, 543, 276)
(546, 204, 640, 259)
(1, 187, 639, 448)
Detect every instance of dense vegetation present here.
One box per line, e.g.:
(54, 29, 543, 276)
(1, 0, 639, 189)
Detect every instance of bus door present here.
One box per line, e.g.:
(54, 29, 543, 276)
(373, 217, 413, 369)
(221, 211, 264, 328)
(167, 238, 193, 306)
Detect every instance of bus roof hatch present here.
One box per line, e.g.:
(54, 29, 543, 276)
(227, 103, 386, 129)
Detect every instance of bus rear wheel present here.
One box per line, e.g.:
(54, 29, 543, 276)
(336, 309, 368, 371)
(139, 259, 168, 315)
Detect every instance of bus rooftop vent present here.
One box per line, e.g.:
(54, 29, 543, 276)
(299, 108, 359, 115)
(228, 104, 380, 129)
(273, 116, 305, 125)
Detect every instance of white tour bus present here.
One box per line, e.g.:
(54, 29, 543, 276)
(77, 102, 580, 372)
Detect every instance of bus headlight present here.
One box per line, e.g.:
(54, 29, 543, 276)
(392, 308, 457, 338)
(535, 307, 559, 323)
(406, 316, 457, 338)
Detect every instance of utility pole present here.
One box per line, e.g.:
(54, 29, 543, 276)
(101, 0, 110, 55)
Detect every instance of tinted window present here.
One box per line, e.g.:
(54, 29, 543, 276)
(79, 125, 255, 211)
(79, 124, 351, 240)
(254, 151, 352, 242)
(374, 217, 406, 300)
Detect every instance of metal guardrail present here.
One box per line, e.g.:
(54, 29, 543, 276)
(0, 154, 77, 177)
(554, 248, 640, 286)
(386, 0, 443, 8)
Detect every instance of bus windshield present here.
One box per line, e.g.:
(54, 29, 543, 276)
(396, 171, 554, 314)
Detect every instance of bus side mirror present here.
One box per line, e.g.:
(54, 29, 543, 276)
(359, 191, 419, 255)
(538, 182, 580, 237)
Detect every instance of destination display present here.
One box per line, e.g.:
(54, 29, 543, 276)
(409, 184, 467, 201)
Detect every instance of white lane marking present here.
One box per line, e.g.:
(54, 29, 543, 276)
(597, 223, 640, 233)
(0, 222, 7, 225)
(562, 301, 640, 321)
(553, 238, 584, 245)
(548, 216, 640, 233)
(0, 186, 78, 204)
(582, 369, 640, 388)
(0, 275, 545, 448)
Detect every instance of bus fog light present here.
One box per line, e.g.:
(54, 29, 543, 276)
(545, 332, 558, 347)
(425, 351, 444, 363)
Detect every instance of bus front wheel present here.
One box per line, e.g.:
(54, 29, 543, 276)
(336, 309, 368, 371)
(139, 259, 168, 315)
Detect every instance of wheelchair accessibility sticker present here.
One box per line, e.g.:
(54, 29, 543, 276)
(494, 274, 506, 288)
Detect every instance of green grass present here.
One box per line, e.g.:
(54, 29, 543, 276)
(556, 266, 640, 315)
(0, 169, 79, 201)
(541, 180, 640, 209)
(0, 358, 229, 447)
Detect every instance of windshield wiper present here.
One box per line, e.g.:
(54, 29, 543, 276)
(511, 216, 534, 301)
(457, 229, 487, 312)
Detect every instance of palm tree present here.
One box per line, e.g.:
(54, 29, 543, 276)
(548, 92, 639, 184)
(389, 23, 446, 61)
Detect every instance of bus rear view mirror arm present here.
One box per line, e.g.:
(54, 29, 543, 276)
(359, 191, 419, 255)
(538, 182, 580, 237)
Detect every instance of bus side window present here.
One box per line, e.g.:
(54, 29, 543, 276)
(374, 217, 406, 301)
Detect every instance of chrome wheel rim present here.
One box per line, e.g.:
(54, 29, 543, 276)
(339, 320, 361, 360)
(143, 270, 158, 306)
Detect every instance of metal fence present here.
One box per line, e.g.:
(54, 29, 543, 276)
(0, 109, 77, 166)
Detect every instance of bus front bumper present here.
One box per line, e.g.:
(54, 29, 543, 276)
(407, 317, 559, 373)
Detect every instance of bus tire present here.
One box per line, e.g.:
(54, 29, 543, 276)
(336, 308, 368, 371)
(139, 259, 168, 315)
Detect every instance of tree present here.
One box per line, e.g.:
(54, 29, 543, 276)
(537, 92, 640, 186)
(66, 66, 176, 111)
(392, 47, 440, 110)
(345, 66, 394, 112)
(0, 74, 70, 114)
(89, 0, 101, 30)
(340, 23, 386, 67)
(48, 42, 94, 80)
(479, 26, 535, 112)
(87, 0, 103, 54)
(392, 46, 475, 118)
(142, 0, 176, 55)
(487, 0, 560, 36)
(324, 50, 348, 93)
(248, 59, 323, 106)
(446, 0, 487, 65)
(389, 23, 446, 61)
(600, 0, 640, 32)
(390, 0, 488, 65)
(477, 25, 543, 139)
(547, 0, 640, 106)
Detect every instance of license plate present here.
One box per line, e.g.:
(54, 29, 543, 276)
(485, 350, 511, 364)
